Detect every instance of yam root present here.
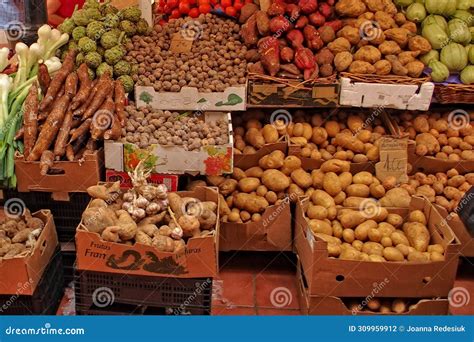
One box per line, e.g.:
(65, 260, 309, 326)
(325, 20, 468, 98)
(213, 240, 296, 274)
(82, 75, 114, 120)
(37, 63, 51, 95)
(39, 150, 54, 176)
(91, 96, 115, 140)
(114, 81, 126, 126)
(22, 83, 39, 159)
(70, 118, 92, 143)
(39, 50, 76, 111)
(53, 108, 73, 159)
(28, 95, 70, 161)
(71, 64, 92, 110)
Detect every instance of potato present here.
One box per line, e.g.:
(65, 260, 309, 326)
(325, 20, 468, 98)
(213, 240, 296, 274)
(354, 45, 382, 64)
(408, 210, 427, 225)
(233, 193, 269, 213)
(238, 177, 261, 193)
(380, 236, 393, 247)
(349, 60, 376, 74)
(383, 247, 404, 261)
(291, 169, 313, 189)
(352, 172, 373, 185)
(340, 211, 366, 229)
(315, 233, 342, 245)
(282, 156, 302, 173)
(368, 228, 382, 242)
(323, 172, 342, 196)
(327, 243, 342, 257)
(362, 242, 384, 257)
(309, 219, 333, 235)
(245, 128, 265, 148)
(311, 190, 336, 208)
(427, 244, 444, 254)
(390, 230, 410, 246)
(345, 184, 370, 197)
(311, 127, 328, 144)
(368, 254, 386, 262)
(219, 179, 238, 196)
(352, 240, 364, 251)
(339, 247, 361, 260)
(403, 222, 430, 252)
(379, 41, 401, 55)
(307, 205, 328, 220)
(392, 299, 407, 314)
(342, 229, 355, 243)
(339, 172, 353, 190)
(312, 170, 325, 188)
(430, 251, 445, 261)
(407, 250, 430, 262)
(320, 160, 350, 173)
(262, 169, 290, 192)
(334, 51, 353, 72)
(262, 124, 279, 143)
(343, 196, 368, 207)
(332, 221, 344, 238)
(232, 168, 247, 181)
(386, 214, 403, 228)
(259, 150, 284, 169)
(354, 220, 377, 241)
(265, 191, 277, 204)
(378, 222, 396, 237)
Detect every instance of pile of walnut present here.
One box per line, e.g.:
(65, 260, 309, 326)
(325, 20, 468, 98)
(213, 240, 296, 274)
(393, 111, 474, 161)
(123, 104, 229, 150)
(82, 180, 217, 253)
(233, 110, 385, 163)
(310, 206, 445, 263)
(126, 14, 247, 92)
(0, 210, 45, 259)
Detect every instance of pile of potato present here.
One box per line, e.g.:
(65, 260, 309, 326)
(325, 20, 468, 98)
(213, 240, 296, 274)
(123, 104, 229, 150)
(82, 178, 217, 253)
(348, 298, 422, 314)
(309, 204, 445, 263)
(393, 111, 474, 161)
(402, 169, 474, 213)
(0, 210, 45, 259)
(334, 0, 429, 77)
(126, 14, 246, 92)
(233, 109, 386, 163)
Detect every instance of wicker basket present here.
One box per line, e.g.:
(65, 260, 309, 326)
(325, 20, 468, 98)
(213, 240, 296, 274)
(434, 83, 474, 104)
(249, 72, 337, 88)
(340, 72, 430, 85)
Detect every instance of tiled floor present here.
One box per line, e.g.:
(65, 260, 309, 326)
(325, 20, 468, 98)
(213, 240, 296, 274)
(58, 252, 474, 315)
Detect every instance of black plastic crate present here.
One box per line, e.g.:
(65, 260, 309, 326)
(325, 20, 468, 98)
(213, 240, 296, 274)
(1, 191, 90, 242)
(61, 248, 76, 286)
(0, 248, 64, 315)
(76, 302, 210, 316)
(75, 269, 212, 315)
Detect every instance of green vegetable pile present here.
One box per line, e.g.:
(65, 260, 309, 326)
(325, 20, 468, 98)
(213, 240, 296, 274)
(397, 0, 474, 84)
(59, 0, 149, 92)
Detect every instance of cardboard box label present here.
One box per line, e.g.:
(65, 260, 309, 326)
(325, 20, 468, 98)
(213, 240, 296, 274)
(376, 137, 408, 184)
(105, 170, 179, 191)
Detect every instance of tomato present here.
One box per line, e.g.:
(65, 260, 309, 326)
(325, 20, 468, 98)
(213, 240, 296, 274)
(225, 6, 237, 16)
(220, 0, 232, 8)
(188, 0, 197, 4)
(167, 0, 179, 8)
(170, 8, 181, 18)
(178, 1, 190, 14)
(198, 0, 210, 5)
(188, 7, 200, 17)
(233, 0, 243, 11)
(244, 0, 253, 3)
(198, 3, 211, 13)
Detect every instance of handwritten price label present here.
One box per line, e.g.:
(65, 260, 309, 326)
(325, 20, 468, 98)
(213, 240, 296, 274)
(376, 136, 408, 184)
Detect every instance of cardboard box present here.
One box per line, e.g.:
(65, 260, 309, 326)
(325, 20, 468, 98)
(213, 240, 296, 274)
(297, 263, 449, 315)
(219, 200, 292, 252)
(75, 186, 219, 278)
(247, 78, 339, 108)
(105, 112, 233, 176)
(339, 77, 434, 111)
(135, 85, 246, 111)
(105, 170, 179, 192)
(295, 196, 460, 297)
(0, 210, 58, 295)
(435, 205, 474, 258)
(15, 149, 103, 195)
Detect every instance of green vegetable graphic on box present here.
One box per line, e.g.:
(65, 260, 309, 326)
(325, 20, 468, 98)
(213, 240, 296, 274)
(139, 91, 153, 104)
(215, 93, 243, 107)
(124, 144, 160, 171)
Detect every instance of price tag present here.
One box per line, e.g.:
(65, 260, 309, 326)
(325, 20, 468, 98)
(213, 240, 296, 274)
(456, 186, 474, 233)
(375, 136, 408, 184)
(169, 33, 193, 53)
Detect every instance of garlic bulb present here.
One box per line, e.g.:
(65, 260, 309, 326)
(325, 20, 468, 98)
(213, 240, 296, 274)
(171, 226, 183, 240)
(146, 202, 160, 215)
(135, 195, 149, 209)
(123, 192, 134, 202)
(122, 202, 132, 211)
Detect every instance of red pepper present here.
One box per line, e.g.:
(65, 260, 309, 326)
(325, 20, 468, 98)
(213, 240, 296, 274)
(298, 0, 318, 14)
(295, 47, 315, 70)
(303, 25, 323, 50)
(324, 19, 343, 32)
(267, 1, 286, 16)
(286, 29, 304, 49)
(295, 15, 308, 29)
(319, 2, 332, 18)
(309, 12, 325, 26)
(285, 4, 301, 21)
